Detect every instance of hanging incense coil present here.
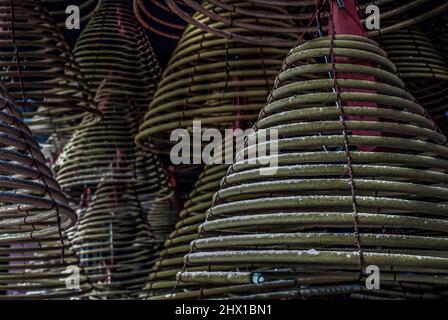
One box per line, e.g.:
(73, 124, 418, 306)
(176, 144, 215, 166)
(71, 178, 160, 299)
(134, 0, 191, 40)
(377, 26, 448, 132)
(42, 0, 99, 28)
(74, 0, 161, 113)
(0, 0, 99, 135)
(135, 2, 296, 153)
(0, 81, 93, 299)
(143, 163, 229, 298)
(174, 35, 448, 300)
(56, 82, 141, 196)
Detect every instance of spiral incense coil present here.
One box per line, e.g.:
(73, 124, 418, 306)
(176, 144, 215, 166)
(143, 163, 229, 298)
(71, 179, 160, 299)
(377, 27, 448, 132)
(135, 3, 296, 153)
(175, 35, 448, 300)
(134, 0, 191, 40)
(74, 0, 161, 113)
(56, 81, 141, 196)
(0, 81, 93, 299)
(0, 0, 99, 135)
(42, 0, 99, 28)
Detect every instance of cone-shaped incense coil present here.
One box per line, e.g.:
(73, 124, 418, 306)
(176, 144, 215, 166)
(175, 35, 448, 300)
(74, 0, 161, 112)
(56, 81, 140, 194)
(135, 1, 296, 152)
(378, 26, 448, 132)
(71, 178, 159, 299)
(0, 0, 99, 135)
(0, 82, 92, 299)
(143, 163, 229, 298)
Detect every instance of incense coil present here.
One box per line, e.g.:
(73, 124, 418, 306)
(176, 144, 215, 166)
(56, 82, 141, 195)
(174, 35, 448, 300)
(0, 0, 99, 135)
(71, 179, 160, 299)
(134, 0, 191, 40)
(135, 2, 296, 153)
(74, 0, 161, 113)
(143, 163, 229, 298)
(377, 26, 448, 132)
(42, 0, 99, 28)
(0, 81, 93, 299)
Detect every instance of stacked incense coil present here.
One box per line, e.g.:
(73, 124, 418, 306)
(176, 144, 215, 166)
(42, 0, 99, 27)
(73, 0, 161, 112)
(0, 0, 99, 135)
(0, 82, 92, 299)
(133, 0, 191, 40)
(135, 0, 297, 152)
(175, 35, 448, 300)
(71, 178, 160, 299)
(377, 26, 448, 132)
(143, 163, 229, 298)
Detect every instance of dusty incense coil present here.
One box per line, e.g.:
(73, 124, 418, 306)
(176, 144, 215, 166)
(135, 1, 296, 152)
(377, 26, 448, 132)
(71, 178, 160, 299)
(42, 0, 99, 28)
(74, 0, 161, 112)
(175, 35, 448, 300)
(0, 0, 99, 135)
(134, 0, 191, 40)
(0, 82, 92, 299)
(143, 163, 229, 298)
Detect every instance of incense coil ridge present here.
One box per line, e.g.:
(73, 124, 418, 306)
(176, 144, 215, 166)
(0, 0, 100, 135)
(135, 1, 296, 153)
(0, 81, 93, 299)
(73, 0, 161, 113)
(174, 35, 448, 300)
